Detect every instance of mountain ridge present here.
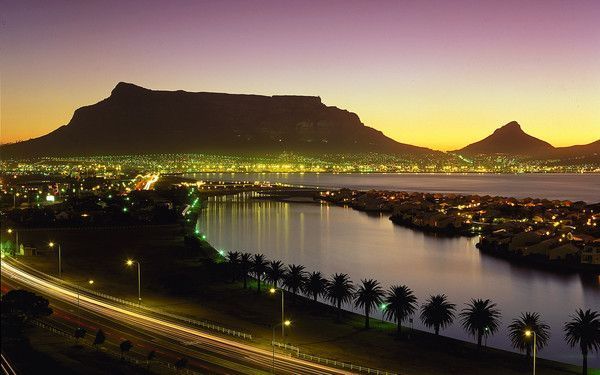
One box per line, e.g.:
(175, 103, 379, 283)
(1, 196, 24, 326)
(1, 83, 598, 160)
(455, 121, 553, 156)
(454, 121, 599, 158)
(0, 82, 435, 158)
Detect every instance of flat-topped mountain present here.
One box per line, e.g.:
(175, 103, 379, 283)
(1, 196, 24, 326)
(0, 82, 434, 158)
(456, 121, 554, 156)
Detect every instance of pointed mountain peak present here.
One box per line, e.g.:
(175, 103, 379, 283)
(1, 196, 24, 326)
(457, 121, 553, 156)
(493, 121, 522, 134)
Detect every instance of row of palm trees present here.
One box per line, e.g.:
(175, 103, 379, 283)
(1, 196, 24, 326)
(226, 251, 600, 374)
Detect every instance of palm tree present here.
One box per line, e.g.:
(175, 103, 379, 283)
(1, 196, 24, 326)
(283, 264, 306, 303)
(326, 273, 355, 323)
(384, 285, 417, 338)
(508, 312, 550, 360)
(147, 350, 157, 370)
(420, 294, 455, 336)
(93, 329, 106, 351)
(175, 357, 188, 372)
(120, 339, 133, 359)
(251, 254, 268, 293)
(226, 251, 240, 282)
(265, 260, 286, 288)
(354, 279, 384, 329)
(74, 327, 86, 343)
(460, 298, 501, 351)
(239, 252, 252, 289)
(303, 271, 328, 302)
(564, 309, 600, 375)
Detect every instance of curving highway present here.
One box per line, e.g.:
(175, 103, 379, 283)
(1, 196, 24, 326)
(1, 259, 358, 375)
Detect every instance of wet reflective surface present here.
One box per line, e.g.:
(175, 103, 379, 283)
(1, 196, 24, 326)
(191, 172, 600, 202)
(198, 193, 600, 366)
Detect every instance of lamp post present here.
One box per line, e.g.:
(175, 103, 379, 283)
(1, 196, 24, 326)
(484, 326, 489, 347)
(525, 330, 537, 375)
(269, 288, 285, 337)
(6, 228, 19, 256)
(126, 259, 142, 305)
(76, 279, 94, 326)
(380, 302, 389, 326)
(49, 241, 61, 278)
(272, 320, 291, 374)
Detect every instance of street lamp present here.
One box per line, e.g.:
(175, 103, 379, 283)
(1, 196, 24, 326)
(525, 329, 537, 375)
(272, 320, 291, 374)
(49, 241, 62, 278)
(76, 279, 94, 327)
(269, 287, 285, 337)
(6, 228, 18, 256)
(484, 326, 489, 347)
(126, 259, 142, 305)
(380, 302, 389, 325)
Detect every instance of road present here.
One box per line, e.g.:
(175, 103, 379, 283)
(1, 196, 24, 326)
(1, 259, 358, 375)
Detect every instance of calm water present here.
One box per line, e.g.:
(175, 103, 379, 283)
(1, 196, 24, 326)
(189, 172, 600, 203)
(198, 193, 600, 367)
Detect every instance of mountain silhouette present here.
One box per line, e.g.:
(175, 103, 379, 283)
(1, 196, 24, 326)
(0, 82, 435, 158)
(455, 121, 599, 159)
(456, 121, 554, 156)
(553, 140, 600, 157)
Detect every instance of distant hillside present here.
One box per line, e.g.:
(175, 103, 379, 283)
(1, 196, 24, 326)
(455, 121, 599, 159)
(0, 82, 435, 158)
(456, 121, 553, 156)
(552, 140, 600, 158)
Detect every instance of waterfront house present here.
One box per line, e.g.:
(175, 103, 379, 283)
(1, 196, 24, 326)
(581, 243, 600, 265)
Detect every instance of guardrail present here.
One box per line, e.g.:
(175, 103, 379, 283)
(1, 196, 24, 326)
(15, 259, 396, 374)
(271, 341, 299, 355)
(31, 319, 201, 375)
(10, 259, 252, 340)
(271, 340, 397, 375)
(296, 352, 397, 375)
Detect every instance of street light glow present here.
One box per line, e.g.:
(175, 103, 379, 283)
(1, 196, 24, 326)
(7, 228, 13, 234)
(49, 242, 55, 248)
(525, 329, 532, 337)
(88, 279, 94, 285)
(284, 320, 291, 326)
(269, 287, 276, 294)
(126, 259, 134, 266)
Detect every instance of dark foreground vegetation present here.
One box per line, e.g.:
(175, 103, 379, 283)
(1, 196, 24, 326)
(224, 251, 600, 375)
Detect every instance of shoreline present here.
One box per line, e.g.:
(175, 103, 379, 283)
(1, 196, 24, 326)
(310, 189, 599, 274)
(257, 190, 600, 274)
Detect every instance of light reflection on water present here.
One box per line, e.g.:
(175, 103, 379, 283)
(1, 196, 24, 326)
(198, 193, 600, 366)
(190, 172, 600, 203)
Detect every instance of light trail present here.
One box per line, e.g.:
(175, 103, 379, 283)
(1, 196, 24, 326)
(143, 174, 159, 190)
(1, 353, 18, 375)
(1, 260, 356, 375)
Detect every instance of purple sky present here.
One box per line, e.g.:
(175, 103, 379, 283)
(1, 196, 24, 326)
(1, 0, 599, 149)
